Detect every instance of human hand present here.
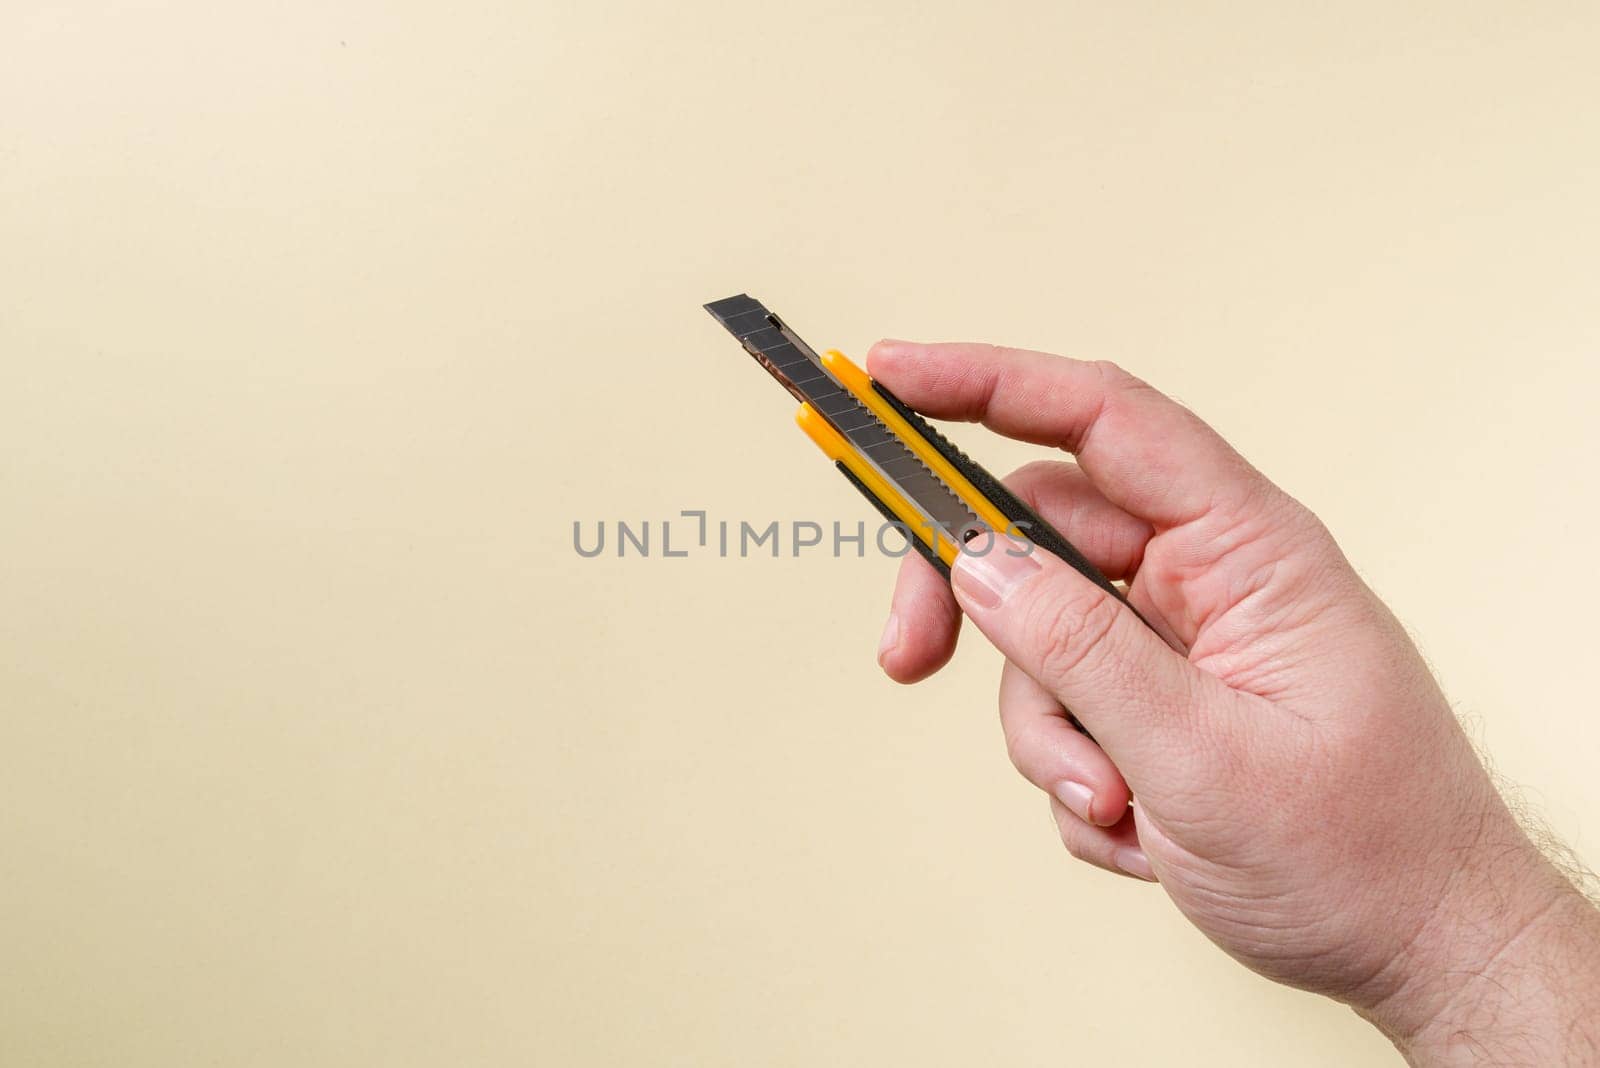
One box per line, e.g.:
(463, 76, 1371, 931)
(868, 340, 1600, 1064)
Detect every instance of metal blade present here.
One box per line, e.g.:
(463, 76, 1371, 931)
(706, 294, 980, 540)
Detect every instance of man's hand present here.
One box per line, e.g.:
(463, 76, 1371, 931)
(868, 340, 1600, 1065)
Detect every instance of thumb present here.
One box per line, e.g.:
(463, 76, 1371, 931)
(950, 535, 1217, 779)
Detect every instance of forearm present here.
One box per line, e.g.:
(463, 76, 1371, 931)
(1357, 822, 1600, 1066)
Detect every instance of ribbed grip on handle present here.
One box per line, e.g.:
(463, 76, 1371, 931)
(870, 383, 1127, 600)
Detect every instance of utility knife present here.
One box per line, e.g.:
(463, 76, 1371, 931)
(704, 294, 1134, 608)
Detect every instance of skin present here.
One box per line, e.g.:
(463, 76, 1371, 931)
(867, 340, 1600, 1065)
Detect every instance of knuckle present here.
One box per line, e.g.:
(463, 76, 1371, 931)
(1025, 587, 1122, 687)
(1054, 820, 1105, 868)
(1089, 359, 1149, 392)
(1003, 459, 1069, 509)
(1004, 458, 1066, 485)
(1088, 358, 1129, 383)
(1055, 818, 1089, 859)
(1000, 720, 1031, 772)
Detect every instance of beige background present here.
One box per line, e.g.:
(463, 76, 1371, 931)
(3, 2, 1597, 1065)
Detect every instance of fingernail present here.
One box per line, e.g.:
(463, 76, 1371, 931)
(876, 614, 901, 665)
(951, 542, 1041, 611)
(1114, 847, 1156, 882)
(1054, 781, 1096, 824)
(873, 338, 912, 356)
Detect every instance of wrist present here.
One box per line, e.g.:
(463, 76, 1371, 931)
(1355, 824, 1600, 1065)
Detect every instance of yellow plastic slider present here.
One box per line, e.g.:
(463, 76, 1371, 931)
(793, 402, 960, 566)
(820, 350, 1017, 539)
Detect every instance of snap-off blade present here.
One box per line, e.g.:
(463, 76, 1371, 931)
(705, 294, 979, 540)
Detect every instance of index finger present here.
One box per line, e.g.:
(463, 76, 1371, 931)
(866, 340, 1269, 528)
